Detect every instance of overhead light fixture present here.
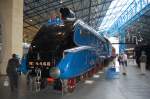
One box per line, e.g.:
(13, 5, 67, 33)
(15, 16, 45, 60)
(60, 0, 63, 3)
(59, 24, 64, 27)
(57, 32, 62, 35)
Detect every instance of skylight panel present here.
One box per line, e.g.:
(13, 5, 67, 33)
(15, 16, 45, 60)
(98, 0, 133, 31)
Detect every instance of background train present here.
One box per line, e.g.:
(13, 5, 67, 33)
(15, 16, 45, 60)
(22, 8, 115, 93)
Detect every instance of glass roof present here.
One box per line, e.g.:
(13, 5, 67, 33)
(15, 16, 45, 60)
(98, 0, 134, 32)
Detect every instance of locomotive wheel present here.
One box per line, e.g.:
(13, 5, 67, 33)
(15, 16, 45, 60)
(95, 64, 99, 72)
(83, 73, 87, 81)
(80, 75, 84, 81)
(85, 72, 89, 79)
(40, 78, 48, 89)
(89, 70, 93, 78)
(91, 68, 95, 76)
(53, 79, 62, 91)
(99, 63, 103, 70)
(94, 66, 97, 73)
(67, 78, 76, 93)
(88, 70, 91, 78)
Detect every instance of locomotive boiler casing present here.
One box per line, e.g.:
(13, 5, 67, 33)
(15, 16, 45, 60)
(73, 20, 113, 57)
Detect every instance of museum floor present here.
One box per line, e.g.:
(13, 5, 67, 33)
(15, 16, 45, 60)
(1, 61, 150, 99)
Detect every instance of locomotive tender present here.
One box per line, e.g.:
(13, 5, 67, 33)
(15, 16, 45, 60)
(26, 8, 115, 92)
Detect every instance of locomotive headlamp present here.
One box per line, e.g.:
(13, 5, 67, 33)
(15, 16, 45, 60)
(49, 67, 60, 78)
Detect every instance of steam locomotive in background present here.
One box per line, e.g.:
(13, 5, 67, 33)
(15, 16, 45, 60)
(23, 8, 115, 93)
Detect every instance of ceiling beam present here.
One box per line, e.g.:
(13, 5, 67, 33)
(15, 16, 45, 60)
(72, 0, 77, 18)
(24, 1, 46, 24)
(74, 0, 113, 13)
(24, 0, 113, 20)
(24, 0, 42, 6)
(24, 0, 113, 29)
(24, 20, 40, 29)
(88, 0, 92, 24)
(24, 9, 105, 29)
(24, 0, 80, 19)
(24, 0, 58, 13)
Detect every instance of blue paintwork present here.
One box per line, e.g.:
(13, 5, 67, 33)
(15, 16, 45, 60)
(48, 17, 63, 26)
(73, 20, 111, 57)
(56, 20, 113, 79)
(18, 56, 28, 74)
(20, 19, 113, 79)
(58, 46, 97, 79)
(74, 20, 106, 47)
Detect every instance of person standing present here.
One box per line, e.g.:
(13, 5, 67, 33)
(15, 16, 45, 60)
(140, 51, 147, 75)
(122, 52, 128, 75)
(118, 54, 123, 67)
(6, 54, 20, 92)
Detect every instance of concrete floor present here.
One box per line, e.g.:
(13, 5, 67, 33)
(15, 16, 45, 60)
(1, 62, 150, 99)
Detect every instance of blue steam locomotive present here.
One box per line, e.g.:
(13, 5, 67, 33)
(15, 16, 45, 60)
(22, 8, 115, 93)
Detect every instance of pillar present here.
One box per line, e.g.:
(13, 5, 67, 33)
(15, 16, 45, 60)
(119, 31, 126, 53)
(0, 0, 23, 74)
